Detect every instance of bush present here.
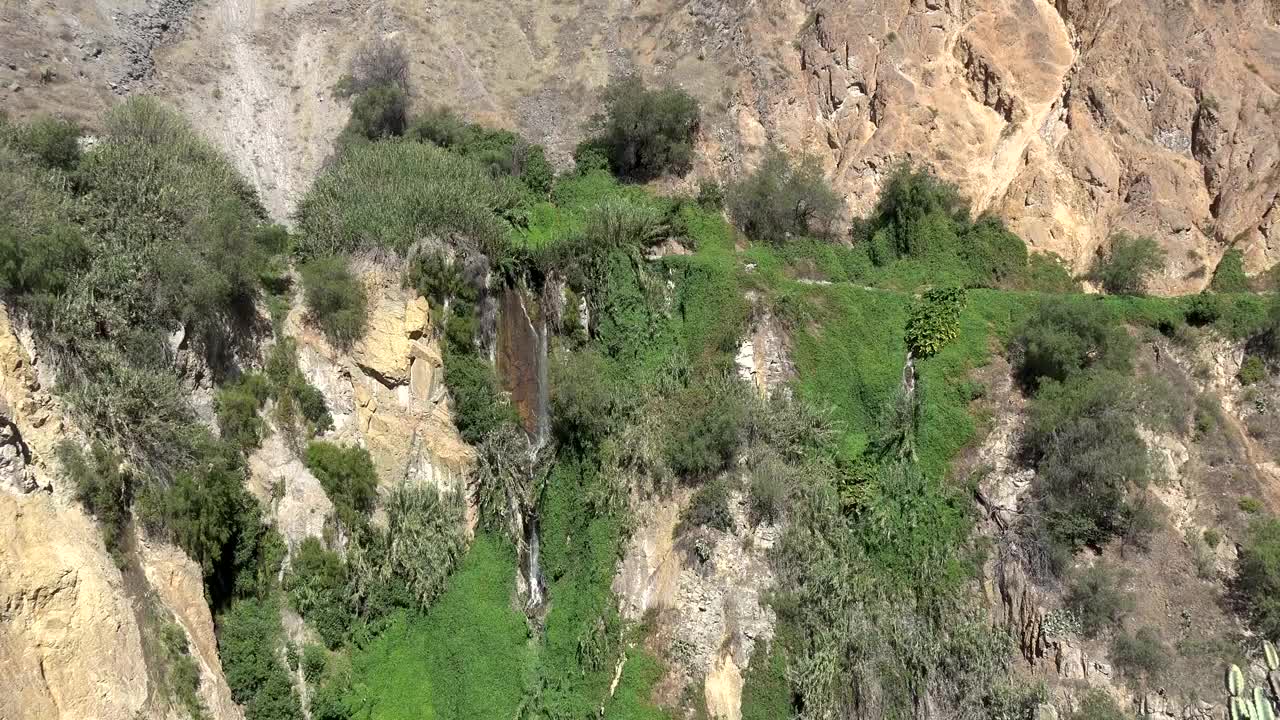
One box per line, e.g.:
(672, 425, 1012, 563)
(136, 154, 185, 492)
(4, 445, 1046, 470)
(215, 373, 272, 450)
(286, 538, 351, 648)
(862, 166, 969, 262)
(1185, 292, 1221, 326)
(57, 441, 132, 557)
(1239, 516, 1280, 639)
(443, 350, 518, 445)
(679, 478, 734, 535)
(726, 145, 843, 244)
(1022, 252, 1080, 293)
(747, 453, 789, 526)
(1089, 232, 1166, 296)
(1064, 688, 1128, 720)
(1211, 249, 1250, 293)
(343, 83, 408, 141)
(588, 74, 700, 180)
(302, 644, 327, 683)
(1240, 355, 1267, 386)
(408, 109, 554, 196)
(1109, 626, 1171, 685)
(295, 140, 526, 260)
(300, 257, 367, 348)
(1204, 528, 1222, 548)
(4, 114, 82, 170)
(696, 179, 724, 210)
(218, 598, 303, 720)
(904, 287, 965, 358)
(265, 339, 333, 443)
(303, 441, 378, 532)
(346, 483, 467, 617)
(1064, 563, 1134, 637)
(1241, 497, 1265, 514)
(1013, 297, 1131, 390)
(338, 37, 410, 97)
(550, 348, 618, 449)
(1023, 371, 1153, 558)
(665, 380, 745, 478)
(959, 216, 1029, 287)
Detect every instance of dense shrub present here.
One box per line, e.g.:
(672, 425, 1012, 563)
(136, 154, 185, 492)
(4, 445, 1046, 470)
(726, 146, 844, 244)
(679, 478, 734, 534)
(215, 373, 272, 450)
(295, 140, 526, 260)
(958, 216, 1029, 287)
(1064, 563, 1134, 637)
(302, 644, 327, 683)
(443, 350, 518, 445)
(408, 107, 554, 195)
(346, 483, 467, 617)
(1237, 516, 1280, 639)
(862, 166, 969, 262)
(665, 380, 745, 478)
(57, 441, 132, 556)
(1089, 232, 1166, 295)
(218, 598, 303, 720)
(1064, 689, 1128, 720)
(587, 74, 700, 180)
(550, 348, 618, 449)
(1021, 251, 1081, 293)
(304, 441, 378, 532)
(1012, 297, 1132, 390)
(159, 621, 204, 717)
(1185, 292, 1222, 326)
(747, 452, 790, 526)
(1211, 249, 1250, 293)
(286, 538, 351, 649)
(1022, 371, 1154, 563)
(1109, 627, 1171, 685)
(265, 339, 333, 443)
(904, 287, 966, 358)
(1, 114, 82, 170)
(696, 178, 724, 210)
(1240, 355, 1267, 386)
(343, 83, 408, 142)
(300, 257, 367, 348)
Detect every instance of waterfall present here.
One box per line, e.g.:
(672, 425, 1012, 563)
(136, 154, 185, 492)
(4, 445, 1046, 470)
(496, 285, 551, 614)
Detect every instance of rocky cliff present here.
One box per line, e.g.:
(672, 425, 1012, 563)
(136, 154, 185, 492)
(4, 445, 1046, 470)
(4, 0, 1277, 291)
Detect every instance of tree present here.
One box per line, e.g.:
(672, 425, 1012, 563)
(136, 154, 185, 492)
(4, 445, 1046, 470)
(1090, 232, 1166, 295)
(726, 145, 844, 244)
(588, 74, 700, 180)
(341, 37, 410, 96)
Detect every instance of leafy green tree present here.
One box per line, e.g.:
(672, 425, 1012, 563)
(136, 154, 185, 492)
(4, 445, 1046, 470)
(727, 145, 843, 244)
(588, 74, 700, 180)
(1089, 232, 1166, 295)
(1013, 297, 1132, 390)
(344, 84, 408, 141)
(218, 598, 303, 720)
(287, 538, 351, 648)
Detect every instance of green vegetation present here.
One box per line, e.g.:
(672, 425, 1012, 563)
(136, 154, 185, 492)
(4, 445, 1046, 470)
(1240, 355, 1268, 386)
(159, 621, 205, 718)
(219, 598, 302, 720)
(679, 478, 734, 534)
(905, 286, 966, 358)
(1212, 249, 1251, 293)
(409, 106, 554, 196)
(1064, 564, 1134, 637)
(726, 145, 843, 243)
(1110, 626, 1172, 687)
(1064, 688, 1130, 720)
(1090, 232, 1167, 295)
(583, 73, 700, 180)
(57, 441, 132, 557)
(1238, 516, 1280, 639)
(303, 441, 378, 533)
(301, 256, 367, 348)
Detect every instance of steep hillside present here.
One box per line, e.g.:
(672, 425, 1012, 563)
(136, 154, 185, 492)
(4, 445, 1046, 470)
(4, 0, 1279, 290)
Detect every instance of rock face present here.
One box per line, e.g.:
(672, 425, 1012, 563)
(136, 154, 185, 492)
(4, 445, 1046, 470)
(0, 304, 242, 720)
(286, 263, 474, 496)
(5, 0, 1272, 292)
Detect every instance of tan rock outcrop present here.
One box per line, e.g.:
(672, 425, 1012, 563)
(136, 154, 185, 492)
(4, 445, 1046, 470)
(0, 304, 243, 720)
(286, 263, 474, 496)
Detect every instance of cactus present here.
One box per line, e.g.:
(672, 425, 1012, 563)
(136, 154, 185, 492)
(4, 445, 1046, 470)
(1232, 665, 1248, 696)
(1234, 696, 1254, 720)
(1255, 689, 1277, 720)
(1268, 642, 1280, 673)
